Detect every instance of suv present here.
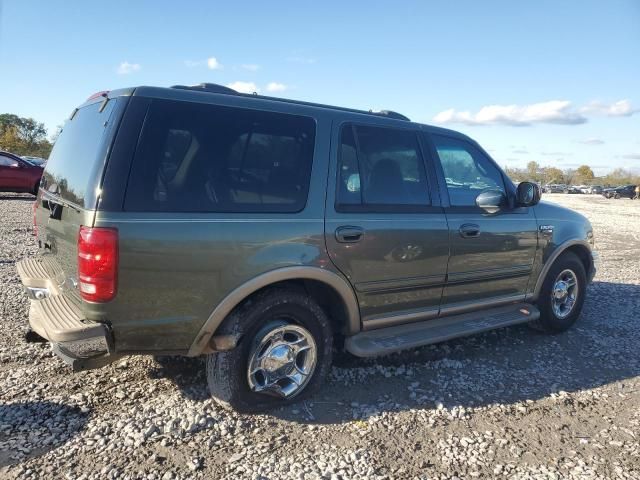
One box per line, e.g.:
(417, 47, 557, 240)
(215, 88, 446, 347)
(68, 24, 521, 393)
(606, 185, 637, 199)
(18, 84, 598, 411)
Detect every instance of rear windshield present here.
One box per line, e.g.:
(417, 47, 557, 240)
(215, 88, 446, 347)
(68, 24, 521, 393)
(42, 99, 118, 208)
(124, 99, 316, 213)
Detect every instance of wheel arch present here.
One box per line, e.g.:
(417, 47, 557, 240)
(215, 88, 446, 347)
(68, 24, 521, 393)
(528, 239, 593, 302)
(187, 266, 360, 356)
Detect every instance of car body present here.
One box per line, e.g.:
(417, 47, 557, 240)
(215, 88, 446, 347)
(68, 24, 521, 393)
(17, 84, 598, 410)
(586, 185, 602, 194)
(0, 150, 44, 194)
(544, 184, 565, 193)
(563, 186, 583, 194)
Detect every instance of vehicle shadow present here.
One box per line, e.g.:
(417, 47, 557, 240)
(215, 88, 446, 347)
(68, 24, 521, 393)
(153, 280, 640, 425)
(0, 401, 90, 467)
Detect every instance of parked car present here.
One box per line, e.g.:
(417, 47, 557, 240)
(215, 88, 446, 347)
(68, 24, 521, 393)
(0, 150, 44, 194)
(544, 184, 565, 193)
(563, 186, 583, 194)
(18, 84, 598, 411)
(586, 185, 603, 195)
(606, 184, 637, 199)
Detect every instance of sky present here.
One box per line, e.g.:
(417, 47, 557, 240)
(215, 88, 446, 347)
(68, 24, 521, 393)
(0, 0, 638, 175)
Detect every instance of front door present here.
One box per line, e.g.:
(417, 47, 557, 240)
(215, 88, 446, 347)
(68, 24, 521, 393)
(427, 133, 538, 313)
(0, 154, 23, 189)
(325, 121, 449, 329)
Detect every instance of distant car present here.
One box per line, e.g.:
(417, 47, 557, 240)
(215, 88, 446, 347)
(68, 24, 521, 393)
(0, 151, 44, 194)
(22, 156, 47, 167)
(563, 186, 583, 194)
(586, 185, 602, 195)
(606, 185, 637, 199)
(545, 184, 565, 193)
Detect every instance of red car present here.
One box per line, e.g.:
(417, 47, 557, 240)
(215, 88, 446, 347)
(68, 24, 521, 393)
(0, 151, 44, 195)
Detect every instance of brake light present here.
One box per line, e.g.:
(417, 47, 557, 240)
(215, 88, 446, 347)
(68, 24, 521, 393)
(77, 226, 118, 302)
(86, 90, 109, 101)
(32, 201, 38, 236)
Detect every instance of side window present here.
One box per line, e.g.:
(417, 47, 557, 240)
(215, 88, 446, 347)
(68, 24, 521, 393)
(0, 155, 19, 167)
(125, 100, 316, 213)
(431, 134, 505, 207)
(336, 124, 430, 209)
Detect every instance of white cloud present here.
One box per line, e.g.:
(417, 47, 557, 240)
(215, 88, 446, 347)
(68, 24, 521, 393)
(116, 61, 141, 75)
(226, 81, 260, 94)
(207, 57, 222, 70)
(433, 100, 587, 126)
(241, 64, 260, 71)
(266, 82, 288, 93)
(578, 138, 605, 145)
(620, 154, 640, 160)
(580, 99, 638, 117)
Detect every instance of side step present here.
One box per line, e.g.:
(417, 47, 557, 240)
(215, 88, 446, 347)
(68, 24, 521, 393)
(345, 303, 539, 357)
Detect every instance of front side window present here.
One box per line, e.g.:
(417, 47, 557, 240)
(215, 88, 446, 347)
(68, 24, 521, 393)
(125, 100, 316, 213)
(431, 134, 505, 207)
(0, 155, 20, 167)
(336, 124, 430, 210)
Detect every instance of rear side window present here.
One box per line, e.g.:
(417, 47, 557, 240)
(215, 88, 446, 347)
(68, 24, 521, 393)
(42, 99, 117, 207)
(336, 124, 430, 210)
(125, 100, 316, 213)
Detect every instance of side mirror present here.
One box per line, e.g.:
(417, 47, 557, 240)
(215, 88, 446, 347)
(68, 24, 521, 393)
(476, 189, 506, 210)
(9, 162, 22, 168)
(516, 181, 541, 207)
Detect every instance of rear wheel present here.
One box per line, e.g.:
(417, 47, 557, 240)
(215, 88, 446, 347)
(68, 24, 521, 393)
(32, 182, 40, 195)
(614, 193, 620, 199)
(206, 288, 332, 412)
(530, 252, 587, 333)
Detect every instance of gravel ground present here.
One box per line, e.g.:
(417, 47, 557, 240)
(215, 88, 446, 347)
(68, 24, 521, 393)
(1, 192, 639, 479)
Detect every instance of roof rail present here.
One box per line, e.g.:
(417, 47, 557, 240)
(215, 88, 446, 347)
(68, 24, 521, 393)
(170, 83, 238, 95)
(168, 83, 410, 121)
(370, 110, 410, 121)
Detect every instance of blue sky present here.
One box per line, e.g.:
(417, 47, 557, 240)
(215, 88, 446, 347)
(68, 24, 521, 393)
(1, 0, 638, 174)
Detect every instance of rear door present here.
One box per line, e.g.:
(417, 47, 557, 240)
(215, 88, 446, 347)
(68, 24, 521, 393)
(426, 132, 538, 312)
(325, 121, 449, 329)
(36, 97, 123, 296)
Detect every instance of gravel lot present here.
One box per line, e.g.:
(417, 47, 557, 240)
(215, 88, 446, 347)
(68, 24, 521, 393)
(1, 193, 639, 479)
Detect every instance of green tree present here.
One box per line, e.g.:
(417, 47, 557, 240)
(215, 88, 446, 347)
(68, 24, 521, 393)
(526, 161, 541, 182)
(574, 165, 595, 184)
(544, 167, 564, 184)
(0, 113, 53, 157)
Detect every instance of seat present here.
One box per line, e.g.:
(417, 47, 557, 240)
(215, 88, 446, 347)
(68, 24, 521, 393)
(365, 158, 406, 204)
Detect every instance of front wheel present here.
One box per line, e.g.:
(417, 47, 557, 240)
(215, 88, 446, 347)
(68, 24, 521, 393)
(530, 251, 587, 333)
(206, 288, 332, 412)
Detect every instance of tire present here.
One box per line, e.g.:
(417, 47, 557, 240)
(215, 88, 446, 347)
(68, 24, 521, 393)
(206, 287, 332, 412)
(530, 251, 587, 333)
(32, 182, 40, 196)
(614, 193, 620, 199)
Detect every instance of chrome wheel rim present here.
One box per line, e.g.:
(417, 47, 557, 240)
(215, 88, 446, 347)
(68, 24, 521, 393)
(551, 269, 579, 319)
(247, 322, 317, 398)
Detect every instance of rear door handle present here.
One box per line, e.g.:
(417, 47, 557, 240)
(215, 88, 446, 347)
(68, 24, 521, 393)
(459, 223, 481, 238)
(335, 226, 364, 243)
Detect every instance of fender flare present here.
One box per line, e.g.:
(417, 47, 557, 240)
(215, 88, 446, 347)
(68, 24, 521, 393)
(187, 266, 360, 356)
(527, 239, 593, 302)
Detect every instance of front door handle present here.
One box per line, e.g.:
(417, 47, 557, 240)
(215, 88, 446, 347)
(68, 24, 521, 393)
(335, 226, 364, 243)
(459, 223, 481, 238)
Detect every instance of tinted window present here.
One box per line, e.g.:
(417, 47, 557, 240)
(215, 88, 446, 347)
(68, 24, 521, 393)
(42, 99, 117, 207)
(0, 155, 19, 167)
(336, 124, 430, 210)
(125, 100, 316, 213)
(431, 135, 505, 207)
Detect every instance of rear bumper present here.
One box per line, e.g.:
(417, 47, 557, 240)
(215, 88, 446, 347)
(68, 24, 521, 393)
(17, 257, 120, 371)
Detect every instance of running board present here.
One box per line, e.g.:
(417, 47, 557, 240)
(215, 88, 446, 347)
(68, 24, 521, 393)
(345, 303, 539, 357)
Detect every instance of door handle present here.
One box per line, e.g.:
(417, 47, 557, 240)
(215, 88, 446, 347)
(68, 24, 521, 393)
(335, 226, 364, 243)
(459, 223, 480, 238)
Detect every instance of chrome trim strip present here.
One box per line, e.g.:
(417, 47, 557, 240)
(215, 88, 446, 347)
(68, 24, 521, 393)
(355, 274, 446, 293)
(363, 307, 440, 331)
(439, 294, 526, 317)
(446, 264, 532, 285)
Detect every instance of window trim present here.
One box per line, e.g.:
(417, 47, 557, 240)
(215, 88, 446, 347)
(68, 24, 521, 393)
(334, 122, 437, 214)
(425, 132, 515, 212)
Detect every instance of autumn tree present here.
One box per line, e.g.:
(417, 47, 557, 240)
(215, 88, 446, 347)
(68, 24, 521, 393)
(0, 113, 53, 157)
(574, 165, 595, 184)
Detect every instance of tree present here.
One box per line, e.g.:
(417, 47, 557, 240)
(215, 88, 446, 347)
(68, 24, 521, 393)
(0, 113, 53, 157)
(526, 161, 541, 182)
(543, 167, 564, 184)
(574, 165, 595, 184)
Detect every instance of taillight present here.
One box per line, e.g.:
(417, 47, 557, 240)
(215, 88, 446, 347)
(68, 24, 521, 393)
(32, 201, 38, 236)
(77, 226, 118, 302)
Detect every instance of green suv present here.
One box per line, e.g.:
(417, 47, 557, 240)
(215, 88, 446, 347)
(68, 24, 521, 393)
(18, 84, 598, 411)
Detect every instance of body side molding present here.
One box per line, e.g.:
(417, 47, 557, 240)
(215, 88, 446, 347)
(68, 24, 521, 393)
(187, 266, 360, 356)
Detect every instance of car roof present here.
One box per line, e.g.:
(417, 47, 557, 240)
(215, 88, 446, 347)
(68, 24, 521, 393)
(98, 84, 476, 144)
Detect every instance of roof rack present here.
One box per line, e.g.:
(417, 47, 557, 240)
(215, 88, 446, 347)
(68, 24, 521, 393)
(169, 83, 410, 121)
